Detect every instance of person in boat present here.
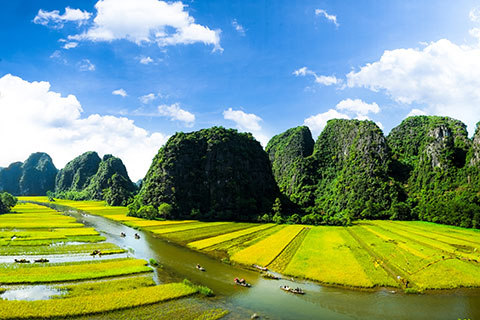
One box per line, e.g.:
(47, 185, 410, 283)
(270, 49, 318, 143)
(134, 233, 140, 239)
(120, 232, 126, 237)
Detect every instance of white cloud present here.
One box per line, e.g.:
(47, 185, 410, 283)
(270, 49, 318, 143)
(223, 108, 262, 131)
(346, 38, 480, 133)
(293, 66, 341, 86)
(406, 108, 427, 117)
(78, 59, 95, 71)
(66, 0, 221, 51)
(139, 93, 158, 104)
(469, 27, 480, 41)
(232, 19, 245, 36)
(139, 56, 154, 64)
(157, 103, 195, 125)
(222, 108, 269, 146)
(63, 42, 78, 49)
(315, 9, 339, 28)
(304, 98, 382, 136)
(34, 7, 92, 28)
(0, 74, 168, 180)
(336, 98, 380, 115)
(112, 89, 127, 97)
(304, 109, 350, 137)
(470, 8, 480, 22)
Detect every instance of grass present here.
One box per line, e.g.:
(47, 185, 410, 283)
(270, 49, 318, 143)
(0, 282, 197, 319)
(54, 275, 156, 298)
(0, 258, 152, 284)
(230, 225, 304, 266)
(182, 279, 214, 297)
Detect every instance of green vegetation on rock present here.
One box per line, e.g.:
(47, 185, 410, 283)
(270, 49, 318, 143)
(0, 153, 57, 196)
(131, 127, 279, 221)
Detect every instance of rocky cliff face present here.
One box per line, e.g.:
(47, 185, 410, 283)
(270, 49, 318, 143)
(55, 151, 102, 192)
(0, 162, 23, 194)
(265, 126, 315, 207)
(469, 122, 480, 166)
(86, 154, 136, 200)
(139, 127, 279, 221)
(313, 119, 395, 220)
(388, 116, 471, 192)
(55, 152, 135, 205)
(0, 153, 57, 195)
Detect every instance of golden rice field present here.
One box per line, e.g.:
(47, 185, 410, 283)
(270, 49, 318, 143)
(21, 197, 480, 292)
(0, 199, 225, 319)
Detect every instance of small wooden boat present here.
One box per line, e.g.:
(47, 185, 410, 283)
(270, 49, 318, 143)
(14, 259, 30, 263)
(196, 264, 205, 271)
(120, 232, 126, 238)
(134, 233, 141, 239)
(280, 285, 291, 292)
(234, 278, 251, 287)
(34, 258, 49, 263)
(262, 272, 280, 280)
(253, 264, 268, 271)
(290, 287, 305, 295)
(280, 285, 305, 294)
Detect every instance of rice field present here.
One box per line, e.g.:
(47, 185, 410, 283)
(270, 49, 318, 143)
(0, 282, 197, 319)
(20, 197, 480, 292)
(0, 199, 221, 320)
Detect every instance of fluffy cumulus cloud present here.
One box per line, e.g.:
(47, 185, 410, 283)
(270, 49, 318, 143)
(222, 108, 269, 146)
(336, 98, 380, 115)
(33, 7, 92, 27)
(346, 38, 480, 133)
(293, 67, 341, 86)
(304, 109, 350, 138)
(304, 98, 382, 137)
(407, 108, 427, 117)
(315, 9, 339, 27)
(157, 103, 195, 125)
(61, 0, 221, 51)
(112, 89, 127, 97)
(223, 108, 262, 131)
(0, 74, 168, 180)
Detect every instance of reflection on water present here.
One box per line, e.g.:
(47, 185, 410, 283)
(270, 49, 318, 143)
(0, 285, 64, 301)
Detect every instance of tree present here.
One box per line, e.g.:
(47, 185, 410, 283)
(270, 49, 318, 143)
(158, 203, 173, 219)
(0, 192, 17, 214)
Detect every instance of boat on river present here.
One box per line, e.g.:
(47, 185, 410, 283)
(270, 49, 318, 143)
(280, 285, 305, 294)
(234, 277, 251, 287)
(196, 264, 205, 271)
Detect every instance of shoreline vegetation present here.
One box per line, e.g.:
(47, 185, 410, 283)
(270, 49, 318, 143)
(22, 197, 480, 293)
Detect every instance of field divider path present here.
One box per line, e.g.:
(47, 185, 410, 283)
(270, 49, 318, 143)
(265, 227, 306, 269)
(389, 221, 480, 246)
(346, 227, 412, 289)
(267, 227, 310, 272)
(374, 222, 480, 265)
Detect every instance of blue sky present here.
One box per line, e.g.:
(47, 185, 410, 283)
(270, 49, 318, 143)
(1, 0, 480, 180)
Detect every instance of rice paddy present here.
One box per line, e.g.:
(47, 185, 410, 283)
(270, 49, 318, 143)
(1, 200, 225, 319)
(19, 197, 480, 293)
